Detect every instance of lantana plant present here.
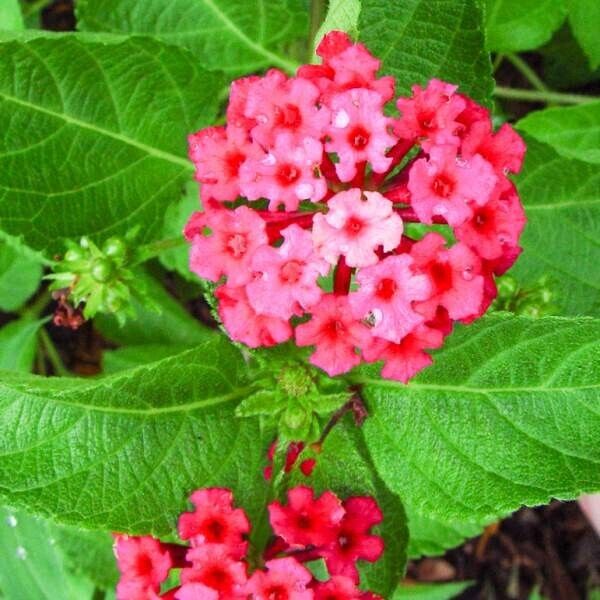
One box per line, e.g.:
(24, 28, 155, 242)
(0, 1, 599, 599)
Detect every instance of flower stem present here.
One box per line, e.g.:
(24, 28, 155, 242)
(493, 86, 599, 105)
(505, 53, 550, 93)
(39, 328, 69, 377)
(22, 0, 50, 18)
(134, 236, 187, 265)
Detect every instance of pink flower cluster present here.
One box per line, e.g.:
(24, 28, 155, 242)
(185, 31, 526, 382)
(114, 486, 384, 599)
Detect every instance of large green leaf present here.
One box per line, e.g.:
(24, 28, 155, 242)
(75, 0, 308, 75)
(0, 506, 95, 600)
(353, 315, 600, 524)
(359, 0, 493, 105)
(294, 421, 408, 596)
(512, 137, 600, 316)
(0, 337, 272, 536)
(393, 581, 474, 600)
(0, 242, 42, 312)
(518, 101, 600, 164)
(0, 35, 223, 256)
(569, 0, 600, 70)
(0, 0, 24, 30)
(485, 0, 566, 52)
(313, 0, 361, 51)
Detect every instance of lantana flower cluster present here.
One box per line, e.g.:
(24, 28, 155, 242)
(185, 31, 526, 382)
(114, 486, 384, 599)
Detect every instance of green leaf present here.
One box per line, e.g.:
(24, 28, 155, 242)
(0, 506, 95, 600)
(359, 0, 493, 105)
(75, 0, 308, 75)
(0, 0, 24, 30)
(541, 25, 600, 90)
(0, 35, 224, 256)
(393, 581, 474, 600)
(485, 0, 567, 52)
(96, 270, 215, 347)
(0, 317, 45, 372)
(354, 315, 600, 524)
(511, 137, 600, 316)
(0, 338, 272, 536)
(518, 102, 600, 164)
(159, 182, 198, 283)
(314, 0, 361, 51)
(406, 510, 487, 558)
(569, 0, 600, 70)
(0, 243, 42, 312)
(295, 421, 408, 596)
(50, 525, 118, 590)
(102, 343, 192, 374)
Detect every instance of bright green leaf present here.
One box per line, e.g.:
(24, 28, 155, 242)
(0, 506, 95, 600)
(518, 101, 600, 164)
(359, 0, 493, 105)
(75, 0, 308, 75)
(0, 35, 224, 256)
(0, 317, 45, 372)
(0, 338, 272, 536)
(102, 343, 192, 374)
(0, 242, 42, 312)
(569, 0, 600, 70)
(393, 581, 474, 600)
(406, 510, 488, 558)
(511, 137, 600, 316)
(485, 0, 567, 52)
(354, 315, 600, 524)
(0, 0, 24, 31)
(293, 421, 408, 596)
(313, 0, 361, 52)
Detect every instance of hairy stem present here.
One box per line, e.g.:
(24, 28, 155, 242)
(505, 54, 550, 93)
(39, 328, 69, 376)
(494, 86, 599, 105)
(134, 236, 187, 265)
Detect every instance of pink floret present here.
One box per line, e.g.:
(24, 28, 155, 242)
(245, 557, 313, 600)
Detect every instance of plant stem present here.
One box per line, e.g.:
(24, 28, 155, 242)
(492, 53, 505, 72)
(22, 0, 50, 18)
(134, 236, 188, 265)
(505, 53, 550, 93)
(20, 288, 51, 319)
(493, 86, 599, 105)
(39, 328, 69, 377)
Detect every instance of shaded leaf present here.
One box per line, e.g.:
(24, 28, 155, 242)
(393, 581, 474, 600)
(313, 0, 361, 51)
(359, 0, 493, 105)
(0, 0, 24, 30)
(0, 242, 42, 312)
(0, 317, 45, 372)
(511, 137, 600, 316)
(569, 0, 600, 70)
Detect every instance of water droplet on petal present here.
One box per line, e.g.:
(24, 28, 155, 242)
(6, 515, 17, 528)
(295, 183, 314, 199)
(261, 153, 276, 166)
(502, 167, 510, 176)
(371, 308, 383, 325)
(333, 109, 350, 128)
(15, 546, 27, 560)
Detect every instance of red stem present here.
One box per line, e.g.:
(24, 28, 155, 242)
(320, 153, 340, 184)
(371, 139, 415, 186)
(351, 161, 366, 188)
(333, 256, 353, 295)
(394, 206, 447, 224)
(258, 211, 315, 243)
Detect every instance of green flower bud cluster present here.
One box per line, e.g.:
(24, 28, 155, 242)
(47, 236, 136, 323)
(492, 275, 556, 317)
(236, 359, 351, 442)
